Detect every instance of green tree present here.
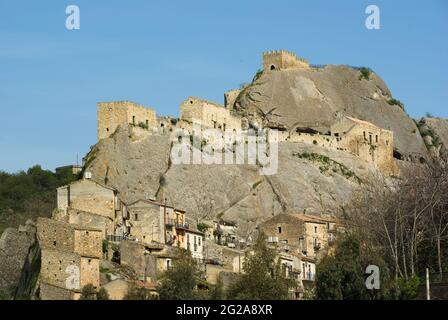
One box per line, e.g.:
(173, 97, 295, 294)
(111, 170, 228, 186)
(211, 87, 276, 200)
(80, 284, 97, 300)
(227, 233, 295, 300)
(123, 284, 154, 300)
(157, 249, 199, 300)
(315, 233, 395, 300)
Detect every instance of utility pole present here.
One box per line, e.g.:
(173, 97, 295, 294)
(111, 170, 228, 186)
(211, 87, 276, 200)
(426, 268, 430, 300)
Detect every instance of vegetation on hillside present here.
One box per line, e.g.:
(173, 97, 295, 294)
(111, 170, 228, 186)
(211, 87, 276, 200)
(0, 165, 79, 235)
(335, 163, 448, 298)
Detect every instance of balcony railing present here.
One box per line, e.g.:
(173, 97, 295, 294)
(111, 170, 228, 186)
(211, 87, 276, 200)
(176, 222, 189, 229)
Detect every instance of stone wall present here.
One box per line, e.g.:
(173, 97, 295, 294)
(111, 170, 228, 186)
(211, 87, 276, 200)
(68, 209, 113, 237)
(37, 218, 102, 300)
(260, 214, 304, 248)
(74, 229, 103, 258)
(97, 101, 157, 141)
(263, 50, 310, 71)
(127, 201, 165, 243)
(40, 248, 80, 289)
(40, 282, 73, 300)
(37, 218, 75, 253)
(179, 97, 241, 132)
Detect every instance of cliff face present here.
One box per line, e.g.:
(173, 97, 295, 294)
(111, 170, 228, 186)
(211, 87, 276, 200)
(87, 125, 380, 238)
(0, 220, 38, 298)
(84, 65, 447, 238)
(234, 66, 428, 158)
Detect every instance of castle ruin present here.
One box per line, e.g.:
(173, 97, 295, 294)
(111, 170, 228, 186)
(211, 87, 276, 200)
(262, 50, 310, 71)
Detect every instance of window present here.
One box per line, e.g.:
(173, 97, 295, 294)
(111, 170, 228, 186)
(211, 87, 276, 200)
(134, 214, 138, 221)
(363, 131, 366, 139)
(278, 226, 282, 234)
(314, 226, 317, 233)
(369, 134, 372, 144)
(53, 241, 57, 246)
(198, 237, 201, 246)
(132, 116, 135, 125)
(270, 65, 276, 70)
(375, 135, 378, 143)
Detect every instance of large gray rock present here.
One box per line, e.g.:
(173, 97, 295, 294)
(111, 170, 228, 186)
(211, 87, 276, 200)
(86, 125, 379, 238)
(234, 66, 428, 158)
(0, 220, 37, 293)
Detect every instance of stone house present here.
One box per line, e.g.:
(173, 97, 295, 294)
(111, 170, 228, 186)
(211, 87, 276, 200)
(126, 199, 205, 260)
(97, 101, 157, 141)
(301, 256, 316, 284)
(260, 213, 338, 258)
(56, 178, 125, 237)
(330, 116, 399, 175)
(37, 218, 102, 300)
(120, 240, 180, 283)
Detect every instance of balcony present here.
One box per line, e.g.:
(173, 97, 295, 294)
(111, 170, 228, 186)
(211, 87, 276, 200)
(176, 222, 190, 230)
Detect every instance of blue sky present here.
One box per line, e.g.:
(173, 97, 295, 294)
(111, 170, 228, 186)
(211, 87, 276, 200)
(0, 0, 447, 173)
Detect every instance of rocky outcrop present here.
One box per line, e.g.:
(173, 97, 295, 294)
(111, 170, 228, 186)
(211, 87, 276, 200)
(86, 124, 379, 238)
(0, 220, 38, 298)
(233, 66, 428, 159)
(419, 117, 448, 160)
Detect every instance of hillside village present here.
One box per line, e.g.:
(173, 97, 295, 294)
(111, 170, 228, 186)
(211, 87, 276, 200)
(32, 50, 417, 300)
(2, 50, 447, 300)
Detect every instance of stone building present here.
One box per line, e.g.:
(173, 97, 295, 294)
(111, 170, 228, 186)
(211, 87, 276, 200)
(120, 240, 180, 283)
(97, 101, 157, 141)
(275, 116, 400, 175)
(126, 199, 205, 260)
(260, 213, 337, 259)
(55, 165, 83, 175)
(37, 218, 102, 300)
(263, 50, 310, 71)
(179, 97, 241, 133)
(330, 116, 399, 175)
(56, 178, 125, 237)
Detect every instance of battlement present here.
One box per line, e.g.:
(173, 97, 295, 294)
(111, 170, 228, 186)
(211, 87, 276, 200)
(263, 50, 310, 71)
(97, 100, 149, 110)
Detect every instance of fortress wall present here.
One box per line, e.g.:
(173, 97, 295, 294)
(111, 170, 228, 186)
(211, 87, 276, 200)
(98, 101, 157, 141)
(98, 102, 128, 141)
(126, 103, 157, 128)
(263, 50, 310, 71)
